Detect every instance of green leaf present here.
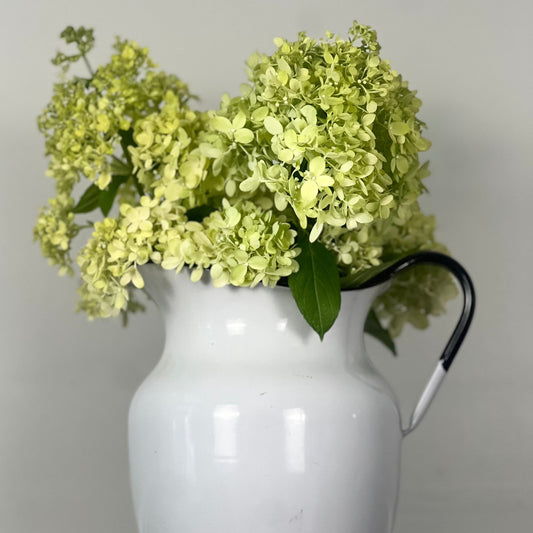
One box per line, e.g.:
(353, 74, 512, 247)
(110, 158, 132, 176)
(52, 27, 95, 68)
(118, 129, 135, 167)
(72, 184, 101, 214)
(340, 249, 420, 289)
(364, 309, 396, 355)
(118, 129, 144, 196)
(185, 204, 217, 222)
(59, 26, 95, 55)
(98, 175, 127, 216)
(288, 232, 341, 340)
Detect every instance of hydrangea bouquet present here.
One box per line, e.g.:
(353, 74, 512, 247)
(35, 23, 457, 351)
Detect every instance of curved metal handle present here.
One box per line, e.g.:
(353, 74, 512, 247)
(358, 251, 476, 436)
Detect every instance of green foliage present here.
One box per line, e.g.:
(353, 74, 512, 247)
(185, 204, 217, 222)
(72, 175, 129, 216)
(288, 232, 341, 340)
(51, 26, 95, 70)
(35, 23, 459, 348)
(364, 309, 396, 354)
(99, 175, 129, 216)
(72, 184, 100, 214)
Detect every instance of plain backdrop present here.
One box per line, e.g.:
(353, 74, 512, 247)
(1, 0, 532, 532)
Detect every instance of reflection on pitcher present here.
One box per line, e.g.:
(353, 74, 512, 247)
(283, 408, 306, 473)
(213, 404, 240, 463)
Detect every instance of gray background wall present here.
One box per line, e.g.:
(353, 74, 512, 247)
(1, 0, 532, 531)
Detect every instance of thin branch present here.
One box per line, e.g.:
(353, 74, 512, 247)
(82, 55, 95, 77)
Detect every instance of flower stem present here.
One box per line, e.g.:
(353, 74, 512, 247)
(82, 55, 95, 77)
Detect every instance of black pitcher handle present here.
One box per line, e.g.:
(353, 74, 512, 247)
(358, 251, 476, 436)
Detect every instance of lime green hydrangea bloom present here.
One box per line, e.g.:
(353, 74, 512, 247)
(36, 29, 193, 272)
(194, 199, 299, 288)
(128, 92, 224, 208)
(34, 193, 79, 275)
(200, 21, 431, 243)
(77, 195, 299, 317)
(368, 205, 458, 336)
(77, 196, 189, 318)
(36, 23, 458, 341)
(38, 36, 191, 190)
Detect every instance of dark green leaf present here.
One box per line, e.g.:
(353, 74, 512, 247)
(110, 158, 132, 176)
(117, 129, 145, 195)
(364, 308, 396, 355)
(51, 51, 81, 66)
(340, 248, 420, 289)
(52, 27, 95, 70)
(119, 129, 135, 163)
(185, 204, 217, 222)
(288, 232, 341, 340)
(59, 26, 95, 55)
(72, 184, 101, 214)
(98, 175, 127, 216)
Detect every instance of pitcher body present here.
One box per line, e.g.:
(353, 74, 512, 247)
(129, 266, 402, 533)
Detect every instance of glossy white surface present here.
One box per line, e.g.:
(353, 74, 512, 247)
(129, 267, 404, 533)
(404, 362, 447, 436)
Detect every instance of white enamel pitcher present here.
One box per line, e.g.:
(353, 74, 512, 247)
(129, 252, 475, 533)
